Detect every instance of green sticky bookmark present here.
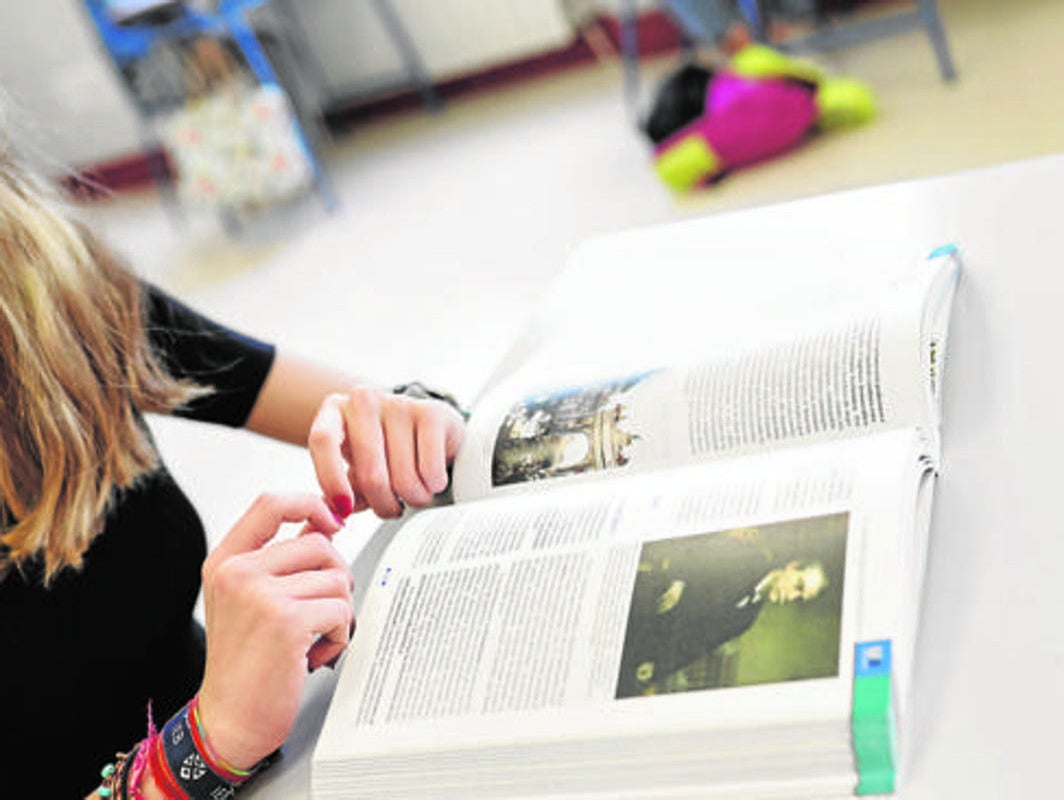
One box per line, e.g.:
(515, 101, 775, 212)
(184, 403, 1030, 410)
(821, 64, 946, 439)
(852, 640, 897, 795)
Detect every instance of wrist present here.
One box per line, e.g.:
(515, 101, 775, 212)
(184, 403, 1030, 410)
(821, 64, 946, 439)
(142, 696, 267, 799)
(189, 695, 259, 779)
(193, 692, 262, 774)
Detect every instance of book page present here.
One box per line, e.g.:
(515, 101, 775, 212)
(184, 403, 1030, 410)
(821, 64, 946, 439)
(453, 250, 959, 502)
(316, 430, 927, 798)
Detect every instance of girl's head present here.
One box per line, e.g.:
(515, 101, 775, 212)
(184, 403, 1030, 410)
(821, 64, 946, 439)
(0, 147, 204, 582)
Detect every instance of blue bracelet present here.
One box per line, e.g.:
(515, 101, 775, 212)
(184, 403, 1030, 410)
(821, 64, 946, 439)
(161, 704, 240, 800)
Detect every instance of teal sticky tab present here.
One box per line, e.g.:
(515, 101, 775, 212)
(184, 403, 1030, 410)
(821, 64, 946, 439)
(852, 640, 897, 795)
(853, 675, 891, 721)
(856, 767, 896, 795)
(928, 244, 958, 259)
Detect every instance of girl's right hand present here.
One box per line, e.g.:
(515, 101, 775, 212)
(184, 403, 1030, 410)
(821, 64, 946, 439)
(308, 387, 465, 520)
(195, 493, 354, 772)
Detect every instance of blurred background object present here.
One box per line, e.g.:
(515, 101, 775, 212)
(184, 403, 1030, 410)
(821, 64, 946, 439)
(80, 0, 435, 222)
(642, 45, 878, 191)
(618, 0, 955, 115)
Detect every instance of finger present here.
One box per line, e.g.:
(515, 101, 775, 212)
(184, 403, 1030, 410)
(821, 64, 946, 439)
(382, 402, 434, 506)
(298, 517, 343, 538)
(309, 394, 355, 517)
(443, 407, 465, 460)
(415, 410, 450, 495)
(299, 597, 354, 667)
(214, 494, 341, 560)
(262, 533, 351, 578)
(343, 391, 404, 518)
(331, 488, 370, 518)
(307, 634, 349, 672)
(276, 568, 353, 601)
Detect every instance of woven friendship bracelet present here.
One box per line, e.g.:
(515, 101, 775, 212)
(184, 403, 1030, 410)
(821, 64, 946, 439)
(160, 703, 241, 800)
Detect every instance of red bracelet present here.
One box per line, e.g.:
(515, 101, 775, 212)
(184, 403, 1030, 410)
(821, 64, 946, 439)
(147, 731, 189, 800)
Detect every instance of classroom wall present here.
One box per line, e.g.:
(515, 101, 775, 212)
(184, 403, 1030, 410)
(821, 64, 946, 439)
(294, 0, 574, 95)
(0, 1, 575, 169)
(0, 0, 143, 168)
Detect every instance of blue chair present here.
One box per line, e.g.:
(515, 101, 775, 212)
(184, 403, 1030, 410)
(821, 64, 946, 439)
(82, 0, 337, 216)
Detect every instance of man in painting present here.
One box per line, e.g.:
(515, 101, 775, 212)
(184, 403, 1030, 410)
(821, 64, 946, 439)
(617, 528, 827, 697)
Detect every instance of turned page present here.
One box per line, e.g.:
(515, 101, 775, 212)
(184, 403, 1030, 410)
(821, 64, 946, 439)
(452, 244, 959, 502)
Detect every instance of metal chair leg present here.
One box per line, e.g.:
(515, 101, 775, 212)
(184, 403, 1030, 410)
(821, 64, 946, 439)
(619, 0, 641, 120)
(737, 0, 768, 43)
(916, 0, 958, 81)
(370, 0, 442, 112)
(137, 119, 186, 226)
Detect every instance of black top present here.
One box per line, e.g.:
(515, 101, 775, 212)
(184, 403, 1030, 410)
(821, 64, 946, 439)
(0, 285, 275, 797)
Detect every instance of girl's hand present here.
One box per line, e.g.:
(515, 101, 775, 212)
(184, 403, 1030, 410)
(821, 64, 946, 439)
(196, 494, 353, 771)
(309, 387, 465, 519)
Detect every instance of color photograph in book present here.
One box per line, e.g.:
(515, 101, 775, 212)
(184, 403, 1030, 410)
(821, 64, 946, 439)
(491, 370, 659, 487)
(615, 513, 848, 699)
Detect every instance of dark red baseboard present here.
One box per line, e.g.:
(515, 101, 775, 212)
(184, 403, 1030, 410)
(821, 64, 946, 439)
(64, 148, 174, 200)
(67, 10, 686, 198)
(326, 10, 686, 128)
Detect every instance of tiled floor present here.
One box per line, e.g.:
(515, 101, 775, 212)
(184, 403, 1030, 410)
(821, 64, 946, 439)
(76, 0, 1064, 561)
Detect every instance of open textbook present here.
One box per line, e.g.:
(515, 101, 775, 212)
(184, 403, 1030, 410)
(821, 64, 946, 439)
(312, 231, 962, 800)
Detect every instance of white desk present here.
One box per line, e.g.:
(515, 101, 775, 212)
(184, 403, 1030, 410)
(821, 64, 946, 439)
(247, 154, 1064, 799)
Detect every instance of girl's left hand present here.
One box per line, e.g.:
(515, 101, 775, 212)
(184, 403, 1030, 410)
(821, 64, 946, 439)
(197, 493, 352, 772)
(308, 387, 465, 520)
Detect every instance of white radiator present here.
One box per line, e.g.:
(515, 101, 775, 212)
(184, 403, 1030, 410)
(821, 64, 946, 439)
(296, 0, 577, 93)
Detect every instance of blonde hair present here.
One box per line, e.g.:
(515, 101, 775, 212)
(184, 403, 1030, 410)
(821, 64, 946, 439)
(0, 154, 207, 583)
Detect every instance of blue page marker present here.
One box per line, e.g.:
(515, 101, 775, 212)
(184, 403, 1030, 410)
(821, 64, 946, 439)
(928, 244, 958, 259)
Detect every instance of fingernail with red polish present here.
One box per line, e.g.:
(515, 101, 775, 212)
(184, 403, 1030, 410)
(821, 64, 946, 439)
(325, 653, 343, 670)
(332, 495, 354, 518)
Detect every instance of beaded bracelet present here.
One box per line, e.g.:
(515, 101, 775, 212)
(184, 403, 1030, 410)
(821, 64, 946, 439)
(94, 742, 142, 800)
(95, 702, 157, 799)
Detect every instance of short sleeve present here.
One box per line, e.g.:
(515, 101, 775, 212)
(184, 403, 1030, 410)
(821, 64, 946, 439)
(143, 283, 276, 427)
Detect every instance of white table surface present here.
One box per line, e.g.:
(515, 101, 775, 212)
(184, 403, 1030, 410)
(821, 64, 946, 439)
(246, 154, 1064, 799)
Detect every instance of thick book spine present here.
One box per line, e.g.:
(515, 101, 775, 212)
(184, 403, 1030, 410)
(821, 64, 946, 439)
(852, 640, 897, 795)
